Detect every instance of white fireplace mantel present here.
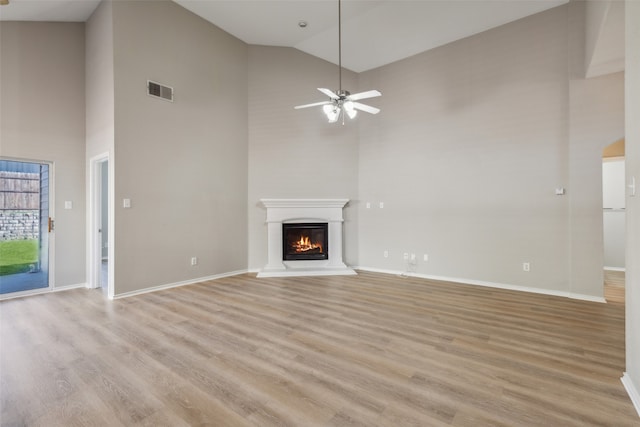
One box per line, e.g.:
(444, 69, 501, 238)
(257, 198, 357, 278)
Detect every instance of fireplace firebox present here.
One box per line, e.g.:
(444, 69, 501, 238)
(282, 223, 328, 261)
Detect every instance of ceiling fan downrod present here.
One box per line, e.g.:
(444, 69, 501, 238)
(338, 0, 342, 93)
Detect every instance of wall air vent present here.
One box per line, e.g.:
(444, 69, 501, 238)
(147, 80, 173, 102)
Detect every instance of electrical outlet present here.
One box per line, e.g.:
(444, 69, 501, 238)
(404, 253, 409, 260)
(383, 250, 389, 258)
(191, 257, 198, 266)
(523, 262, 530, 272)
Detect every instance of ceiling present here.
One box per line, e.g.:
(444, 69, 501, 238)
(585, 0, 625, 78)
(173, 0, 569, 72)
(0, 0, 624, 74)
(0, 0, 101, 22)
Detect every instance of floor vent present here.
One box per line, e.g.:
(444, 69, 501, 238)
(147, 80, 173, 102)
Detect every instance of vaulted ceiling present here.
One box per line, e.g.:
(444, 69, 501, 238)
(0, 0, 624, 75)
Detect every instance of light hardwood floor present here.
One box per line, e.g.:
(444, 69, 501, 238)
(1, 271, 638, 426)
(604, 270, 625, 305)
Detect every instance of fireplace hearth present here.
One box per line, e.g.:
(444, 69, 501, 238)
(283, 223, 328, 261)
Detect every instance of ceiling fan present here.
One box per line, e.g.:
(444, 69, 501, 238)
(294, 0, 381, 124)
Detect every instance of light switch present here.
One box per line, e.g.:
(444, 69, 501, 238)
(366, 202, 371, 209)
(64, 201, 73, 209)
(379, 202, 384, 209)
(123, 198, 131, 208)
(555, 188, 565, 195)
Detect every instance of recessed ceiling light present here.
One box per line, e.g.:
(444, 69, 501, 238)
(298, 21, 308, 28)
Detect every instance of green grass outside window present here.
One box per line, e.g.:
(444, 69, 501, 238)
(0, 240, 38, 276)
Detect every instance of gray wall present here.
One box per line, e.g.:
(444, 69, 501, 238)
(625, 0, 640, 412)
(567, 68, 624, 297)
(86, 0, 114, 291)
(358, 6, 569, 291)
(354, 4, 623, 299)
(85, 0, 114, 160)
(247, 46, 360, 271)
(566, 1, 624, 299)
(0, 22, 86, 287)
(111, 0, 248, 295)
(569, 73, 624, 295)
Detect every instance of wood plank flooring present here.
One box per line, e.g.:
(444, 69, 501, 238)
(1, 271, 638, 426)
(604, 270, 625, 304)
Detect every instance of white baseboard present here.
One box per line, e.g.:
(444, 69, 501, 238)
(0, 282, 87, 301)
(567, 293, 607, 303)
(622, 373, 640, 417)
(53, 282, 87, 292)
(354, 267, 606, 303)
(604, 266, 626, 272)
(257, 267, 357, 278)
(355, 266, 414, 278)
(113, 269, 248, 299)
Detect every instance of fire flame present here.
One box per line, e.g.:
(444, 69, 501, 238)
(294, 235, 323, 253)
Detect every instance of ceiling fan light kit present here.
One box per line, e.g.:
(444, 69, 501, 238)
(294, 0, 381, 124)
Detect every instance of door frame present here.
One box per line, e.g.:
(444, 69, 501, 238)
(88, 153, 113, 298)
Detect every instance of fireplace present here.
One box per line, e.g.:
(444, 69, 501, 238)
(258, 198, 356, 277)
(283, 223, 328, 261)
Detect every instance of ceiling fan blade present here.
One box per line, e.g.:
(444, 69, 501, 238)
(348, 90, 382, 101)
(352, 102, 380, 114)
(294, 101, 332, 109)
(318, 88, 339, 99)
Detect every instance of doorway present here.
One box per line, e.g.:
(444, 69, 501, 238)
(89, 154, 111, 298)
(0, 159, 51, 295)
(602, 139, 625, 303)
